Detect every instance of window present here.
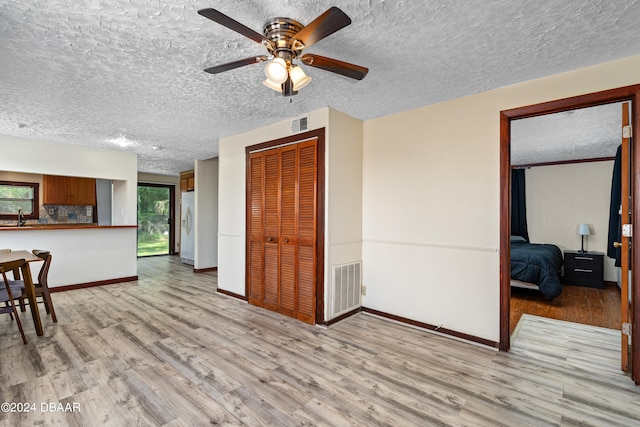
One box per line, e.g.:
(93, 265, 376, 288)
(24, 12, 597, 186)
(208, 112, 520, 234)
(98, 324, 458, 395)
(0, 181, 39, 220)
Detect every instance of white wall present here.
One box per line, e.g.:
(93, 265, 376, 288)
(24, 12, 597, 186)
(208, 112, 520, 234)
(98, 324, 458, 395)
(525, 161, 617, 281)
(326, 109, 364, 318)
(137, 172, 179, 185)
(195, 158, 218, 270)
(362, 54, 640, 342)
(218, 108, 330, 298)
(363, 94, 500, 340)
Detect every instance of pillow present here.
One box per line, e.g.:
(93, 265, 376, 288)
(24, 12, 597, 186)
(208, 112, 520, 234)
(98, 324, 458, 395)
(510, 235, 527, 243)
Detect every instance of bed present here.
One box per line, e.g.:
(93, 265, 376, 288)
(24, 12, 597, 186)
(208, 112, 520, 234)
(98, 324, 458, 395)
(510, 236, 563, 300)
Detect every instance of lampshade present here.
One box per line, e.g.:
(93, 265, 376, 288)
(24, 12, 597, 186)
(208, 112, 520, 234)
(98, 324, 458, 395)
(290, 66, 311, 91)
(576, 223, 591, 236)
(264, 57, 288, 84)
(262, 79, 282, 92)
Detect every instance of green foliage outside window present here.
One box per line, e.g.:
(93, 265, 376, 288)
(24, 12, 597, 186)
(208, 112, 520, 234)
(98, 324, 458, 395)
(137, 185, 170, 256)
(0, 184, 34, 215)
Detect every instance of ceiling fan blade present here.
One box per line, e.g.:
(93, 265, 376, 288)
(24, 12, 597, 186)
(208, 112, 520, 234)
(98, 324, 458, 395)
(204, 55, 269, 74)
(292, 7, 351, 50)
(198, 8, 273, 48)
(300, 54, 368, 80)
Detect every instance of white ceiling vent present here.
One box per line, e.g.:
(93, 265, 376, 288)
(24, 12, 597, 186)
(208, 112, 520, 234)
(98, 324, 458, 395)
(291, 115, 308, 134)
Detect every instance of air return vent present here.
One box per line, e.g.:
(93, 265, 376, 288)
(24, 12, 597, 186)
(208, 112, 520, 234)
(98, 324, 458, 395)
(331, 261, 362, 318)
(291, 115, 308, 133)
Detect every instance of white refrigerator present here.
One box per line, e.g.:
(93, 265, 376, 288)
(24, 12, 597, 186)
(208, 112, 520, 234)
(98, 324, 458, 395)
(180, 191, 195, 265)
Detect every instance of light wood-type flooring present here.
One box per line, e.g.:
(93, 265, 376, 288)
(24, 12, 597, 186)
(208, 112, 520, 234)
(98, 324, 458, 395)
(1, 256, 639, 426)
(510, 282, 621, 334)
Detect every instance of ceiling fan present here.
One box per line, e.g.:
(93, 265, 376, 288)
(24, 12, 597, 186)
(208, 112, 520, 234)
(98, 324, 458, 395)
(197, 6, 368, 96)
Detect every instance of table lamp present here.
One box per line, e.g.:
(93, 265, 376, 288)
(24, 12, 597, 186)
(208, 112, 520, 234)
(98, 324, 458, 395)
(577, 223, 591, 253)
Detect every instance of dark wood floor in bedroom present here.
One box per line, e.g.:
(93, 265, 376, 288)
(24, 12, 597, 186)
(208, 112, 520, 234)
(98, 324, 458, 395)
(510, 282, 621, 334)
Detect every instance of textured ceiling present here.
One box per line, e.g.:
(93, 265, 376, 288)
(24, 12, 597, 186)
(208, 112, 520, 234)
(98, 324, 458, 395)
(1, 1, 640, 175)
(511, 102, 623, 166)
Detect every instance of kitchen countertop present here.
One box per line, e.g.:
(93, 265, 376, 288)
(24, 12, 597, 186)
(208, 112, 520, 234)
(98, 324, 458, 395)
(0, 224, 137, 231)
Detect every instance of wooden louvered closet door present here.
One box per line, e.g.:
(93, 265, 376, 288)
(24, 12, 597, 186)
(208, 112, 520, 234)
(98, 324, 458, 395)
(247, 139, 318, 324)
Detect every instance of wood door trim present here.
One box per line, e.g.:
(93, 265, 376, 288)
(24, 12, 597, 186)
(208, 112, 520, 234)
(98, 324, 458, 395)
(245, 128, 326, 324)
(622, 102, 631, 372)
(246, 153, 265, 307)
(246, 129, 324, 153)
(499, 84, 640, 384)
(138, 182, 176, 255)
(512, 156, 616, 169)
(216, 288, 248, 301)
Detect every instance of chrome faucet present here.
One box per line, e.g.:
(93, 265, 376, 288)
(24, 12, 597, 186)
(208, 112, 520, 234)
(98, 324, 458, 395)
(17, 209, 26, 227)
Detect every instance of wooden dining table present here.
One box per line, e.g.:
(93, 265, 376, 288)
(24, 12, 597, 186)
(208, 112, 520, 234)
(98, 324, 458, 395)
(0, 250, 44, 336)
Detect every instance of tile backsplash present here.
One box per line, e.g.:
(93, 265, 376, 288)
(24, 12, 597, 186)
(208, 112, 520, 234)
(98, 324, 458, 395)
(0, 205, 94, 226)
(40, 205, 94, 224)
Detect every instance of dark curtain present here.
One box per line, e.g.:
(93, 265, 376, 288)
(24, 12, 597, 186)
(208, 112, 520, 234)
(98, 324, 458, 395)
(511, 168, 529, 242)
(607, 145, 622, 266)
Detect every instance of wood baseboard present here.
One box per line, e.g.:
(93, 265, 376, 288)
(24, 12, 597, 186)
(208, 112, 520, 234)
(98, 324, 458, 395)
(49, 276, 138, 293)
(216, 288, 248, 301)
(212, 294, 498, 349)
(362, 306, 499, 349)
(194, 267, 218, 273)
(324, 307, 362, 326)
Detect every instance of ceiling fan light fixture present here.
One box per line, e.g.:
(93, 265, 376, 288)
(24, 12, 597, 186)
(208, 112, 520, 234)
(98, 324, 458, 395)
(290, 66, 311, 91)
(199, 7, 368, 97)
(263, 78, 283, 92)
(265, 57, 288, 84)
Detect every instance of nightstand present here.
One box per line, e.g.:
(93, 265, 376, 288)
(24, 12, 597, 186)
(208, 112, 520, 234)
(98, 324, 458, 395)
(563, 250, 604, 288)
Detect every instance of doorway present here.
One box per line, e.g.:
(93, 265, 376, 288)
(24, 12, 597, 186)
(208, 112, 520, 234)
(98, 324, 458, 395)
(137, 183, 175, 257)
(509, 103, 622, 332)
(499, 85, 640, 384)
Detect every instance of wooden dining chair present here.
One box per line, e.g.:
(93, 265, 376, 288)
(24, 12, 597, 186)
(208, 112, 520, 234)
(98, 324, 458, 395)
(1, 248, 21, 313)
(18, 250, 57, 323)
(0, 259, 28, 344)
(0, 249, 23, 281)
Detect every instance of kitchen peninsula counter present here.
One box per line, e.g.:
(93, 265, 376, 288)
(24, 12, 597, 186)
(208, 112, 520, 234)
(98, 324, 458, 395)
(0, 224, 137, 231)
(0, 225, 138, 290)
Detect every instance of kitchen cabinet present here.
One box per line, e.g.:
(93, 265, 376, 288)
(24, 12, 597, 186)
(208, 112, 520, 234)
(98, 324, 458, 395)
(43, 175, 97, 206)
(180, 170, 194, 192)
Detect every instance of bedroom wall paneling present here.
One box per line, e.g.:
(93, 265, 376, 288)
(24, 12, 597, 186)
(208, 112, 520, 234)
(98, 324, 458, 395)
(500, 84, 640, 385)
(246, 132, 323, 325)
(524, 160, 616, 281)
